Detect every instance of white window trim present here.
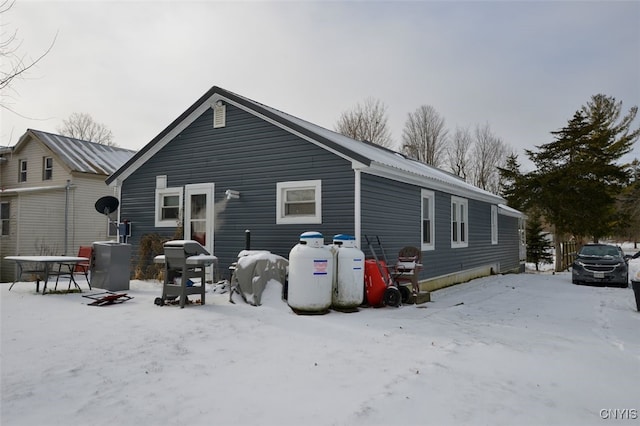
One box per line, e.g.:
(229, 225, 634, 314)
(19, 159, 27, 182)
(1, 201, 9, 236)
(491, 205, 498, 245)
(421, 189, 435, 251)
(43, 157, 53, 181)
(155, 187, 183, 227)
(276, 179, 322, 225)
(451, 196, 469, 248)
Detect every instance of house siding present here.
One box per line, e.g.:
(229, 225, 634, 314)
(0, 134, 125, 282)
(111, 86, 523, 289)
(69, 174, 118, 247)
(121, 103, 356, 275)
(360, 174, 520, 282)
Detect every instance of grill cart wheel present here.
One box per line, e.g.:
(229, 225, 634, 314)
(383, 286, 402, 307)
(154, 297, 165, 306)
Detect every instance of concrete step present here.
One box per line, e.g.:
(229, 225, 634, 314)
(406, 291, 431, 305)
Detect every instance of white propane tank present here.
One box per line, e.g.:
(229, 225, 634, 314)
(287, 231, 333, 314)
(331, 234, 365, 311)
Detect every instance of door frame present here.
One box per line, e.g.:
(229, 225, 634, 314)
(184, 182, 215, 258)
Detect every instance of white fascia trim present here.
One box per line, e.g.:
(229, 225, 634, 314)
(109, 94, 228, 186)
(110, 94, 359, 186)
(228, 100, 358, 165)
(363, 162, 505, 205)
(498, 203, 526, 218)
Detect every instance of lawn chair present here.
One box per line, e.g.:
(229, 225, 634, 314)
(74, 246, 92, 284)
(391, 246, 422, 297)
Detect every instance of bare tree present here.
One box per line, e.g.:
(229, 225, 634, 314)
(446, 126, 473, 179)
(468, 123, 509, 193)
(1, 0, 56, 112)
(58, 112, 116, 146)
(335, 97, 393, 148)
(400, 105, 448, 167)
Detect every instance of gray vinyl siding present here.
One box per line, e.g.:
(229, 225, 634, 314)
(496, 214, 521, 272)
(360, 173, 421, 258)
(121, 103, 355, 274)
(360, 174, 520, 281)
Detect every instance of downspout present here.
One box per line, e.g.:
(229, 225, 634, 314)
(354, 168, 361, 248)
(65, 179, 71, 255)
(114, 184, 121, 242)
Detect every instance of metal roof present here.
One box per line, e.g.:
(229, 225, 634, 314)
(24, 130, 136, 176)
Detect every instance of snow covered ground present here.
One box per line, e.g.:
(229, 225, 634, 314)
(2, 267, 639, 425)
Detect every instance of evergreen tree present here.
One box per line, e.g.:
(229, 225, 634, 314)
(497, 153, 525, 210)
(523, 94, 639, 241)
(615, 159, 640, 246)
(526, 215, 554, 271)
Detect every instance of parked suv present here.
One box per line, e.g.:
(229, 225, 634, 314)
(572, 243, 628, 288)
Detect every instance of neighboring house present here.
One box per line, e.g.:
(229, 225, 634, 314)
(107, 86, 525, 291)
(0, 129, 136, 282)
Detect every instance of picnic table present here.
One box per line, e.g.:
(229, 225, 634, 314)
(4, 256, 91, 294)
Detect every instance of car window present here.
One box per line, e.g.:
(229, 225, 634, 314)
(579, 245, 622, 257)
(605, 248, 619, 256)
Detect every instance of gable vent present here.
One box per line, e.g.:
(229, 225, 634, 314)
(213, 101, 226, 128)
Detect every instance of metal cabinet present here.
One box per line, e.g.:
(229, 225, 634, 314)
(91, 242, 132, 291)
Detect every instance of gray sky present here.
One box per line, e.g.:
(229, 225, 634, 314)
(1, 0, 639, 171)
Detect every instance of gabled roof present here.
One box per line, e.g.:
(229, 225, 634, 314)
(16, 129, 136, 176)
(106, 86, 505, 204)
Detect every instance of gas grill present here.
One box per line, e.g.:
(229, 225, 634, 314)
(154, 240, 218, 308)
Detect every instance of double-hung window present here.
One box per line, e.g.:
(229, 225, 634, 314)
(155, 188, 183, 227)
(451, 196, 468, 248)
(1, 202, 9, 236)
(276, 180, 322, 224)
(19, 160, 27, 182)
(43, 157, 53, 180)
(421, 189, 435, 250)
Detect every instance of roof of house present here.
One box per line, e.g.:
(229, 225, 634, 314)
(106, 86, 507, 205)
(15, 129, 136, 176)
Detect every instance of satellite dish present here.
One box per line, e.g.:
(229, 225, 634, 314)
(95, 196, 119, 216)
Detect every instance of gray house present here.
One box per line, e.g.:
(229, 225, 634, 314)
(107, 86, 525, 292)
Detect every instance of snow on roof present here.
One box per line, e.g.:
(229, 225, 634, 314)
(108, 86, 507, 204)
(498, 203, 526, 218)
(240, 91, 503, 203)
(26, 129, 136, 176)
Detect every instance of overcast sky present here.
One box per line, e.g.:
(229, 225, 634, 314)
(1, 0, 639, 171)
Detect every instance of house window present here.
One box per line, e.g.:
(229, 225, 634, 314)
(43, 157, 53, 180)
(276, 180, 322, 224)
(155, 187, 183, 227)
(421, 189, 435, 251)
(19, 160, 27, 182)
(451, 196, 468, 248)
(1, 202, 9, 236)
(491, 205, 498, 245)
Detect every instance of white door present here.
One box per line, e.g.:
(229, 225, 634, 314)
(185, 183, 215, 280)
